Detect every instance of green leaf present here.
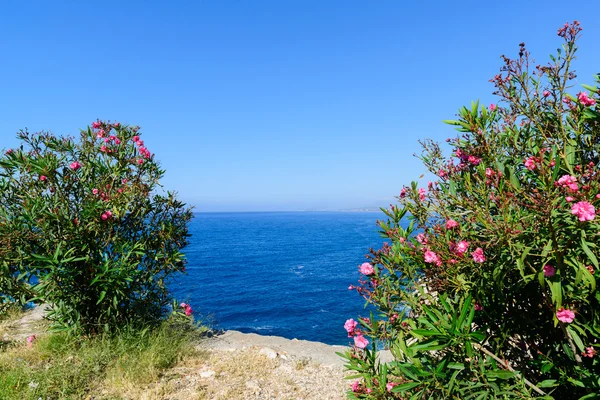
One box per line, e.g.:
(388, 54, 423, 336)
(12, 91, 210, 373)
(581, 233, 599, 268)
(392, 382, 421, 392)
(485, 370, 515, 379)
(96, 291, 106, 305)
(537, 379, 557, 388)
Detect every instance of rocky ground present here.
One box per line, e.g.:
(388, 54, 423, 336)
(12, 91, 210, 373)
(2, 307, 392, 399)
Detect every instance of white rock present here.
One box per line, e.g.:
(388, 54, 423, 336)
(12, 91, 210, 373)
(259, 347, 278, 359)
(200, 370, 215, 378)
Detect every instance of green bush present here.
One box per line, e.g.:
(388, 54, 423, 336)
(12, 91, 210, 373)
(0, 122, 192, 334)
(344, 22, 600, 399)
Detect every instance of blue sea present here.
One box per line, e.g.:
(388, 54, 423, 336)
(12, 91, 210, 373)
(170, 211, 386, 345)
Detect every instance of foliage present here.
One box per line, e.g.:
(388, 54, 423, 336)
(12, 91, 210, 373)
(0, 318, 205, 400)
(343, 22, 600, 399)
(0, 122, 192, 334)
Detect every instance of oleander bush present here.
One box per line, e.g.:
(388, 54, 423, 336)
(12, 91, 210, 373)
(343, 22, 600, 399)
(0, 121, 192, 334)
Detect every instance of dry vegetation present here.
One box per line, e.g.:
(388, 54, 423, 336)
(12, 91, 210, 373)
(0, 308, 350, 400)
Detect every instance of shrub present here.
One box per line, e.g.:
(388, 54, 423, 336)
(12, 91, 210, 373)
(343, 22, 600, 399)
(0, 122, 192, 334)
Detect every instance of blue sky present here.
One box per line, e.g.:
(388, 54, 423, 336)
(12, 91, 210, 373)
(1, 1, 599, 211)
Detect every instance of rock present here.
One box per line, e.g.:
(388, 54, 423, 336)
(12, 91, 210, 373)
(199, 370, 215, 378)
(259, 347, 278, 359)
(245, 379, 260, 391)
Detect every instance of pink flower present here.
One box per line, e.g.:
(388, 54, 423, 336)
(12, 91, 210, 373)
(583, 347, 597, 358)
(353, 334, 369, 349)
(180, 302, 193, 316)
(133, 135, 140, 142)
(122, 179, 128, 184)
(92, 121, 102, 129)
(416, 233, 428, 244)
(359, 262, 374, 276)
(40, 175, 47, 182)
(26, 334, 36, 348)
(489, 103, 496, 111)
(399, 188, 407, 198)
(572, 201, 595, 222)
(524, 157, 536, 171)
(565, 196, 574, 202)
(474, 303, 483, 311)
(543, 264, 556, 277)
(100, 145, 108, 153)
(344, 319, 358, 336)
(105, 210, 112, 218)
(485, 168, 494, 177)
(418, 188, 426, 201)
(96, 129, 105, 138)
(558, 175, 579, 192)
(101, 213, 108, 220)
(556, 308, 575, 323)
(578, 92, 596, 107)
(472, 247, 485, 263)
(348, 285, 354, 290)
(92, 188, 99, 195)
(351, 381, 361, 393)
(424, 250, 442, 266)
(137, 159, 144, 164)
(386, 382, 398, 392)
(114, 138, 121, 145)
(455, 240, 470, 255)
(69, 161, 81, 170)
(543, 90, 551, 97)
(446, 219, 459, 229)
(438, 169, 447, 178)
(468, 155, 481, 165)
(113, 122, 120, 128)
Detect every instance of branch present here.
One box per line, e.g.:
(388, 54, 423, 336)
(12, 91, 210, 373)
(472, 343, 546, 396)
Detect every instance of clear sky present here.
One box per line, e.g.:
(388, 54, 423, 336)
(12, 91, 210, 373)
(1, 1, 599, 211)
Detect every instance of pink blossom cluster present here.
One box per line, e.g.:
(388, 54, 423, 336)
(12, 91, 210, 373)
(572, 201, 595, 222)
(180, 302, 193, 316)
(578, 91, 596, 107)
(524, 156, 537, 171)
(133, 135, 152, 163)
(556, 308, 575, 323)
(557, 20, 581, 38)
(446, 219, 459, 229)
(557, 175, 579, 192)
(344, 318, 369, 349)
(351, 380, 372, 394)
(455, 148, 481, 167)
(424, 250, 442, 266)
(101, 210, 113, 221)
(471, 247, 486, 263)
(69, 161, 81, 171)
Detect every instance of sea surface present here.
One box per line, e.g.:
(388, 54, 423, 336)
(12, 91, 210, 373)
(170, 211, 387, 345)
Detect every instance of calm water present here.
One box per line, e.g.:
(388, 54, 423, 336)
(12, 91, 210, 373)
(170, 211, 386, 345)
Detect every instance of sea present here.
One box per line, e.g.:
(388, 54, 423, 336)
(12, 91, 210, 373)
(170, 211, 387, 345)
